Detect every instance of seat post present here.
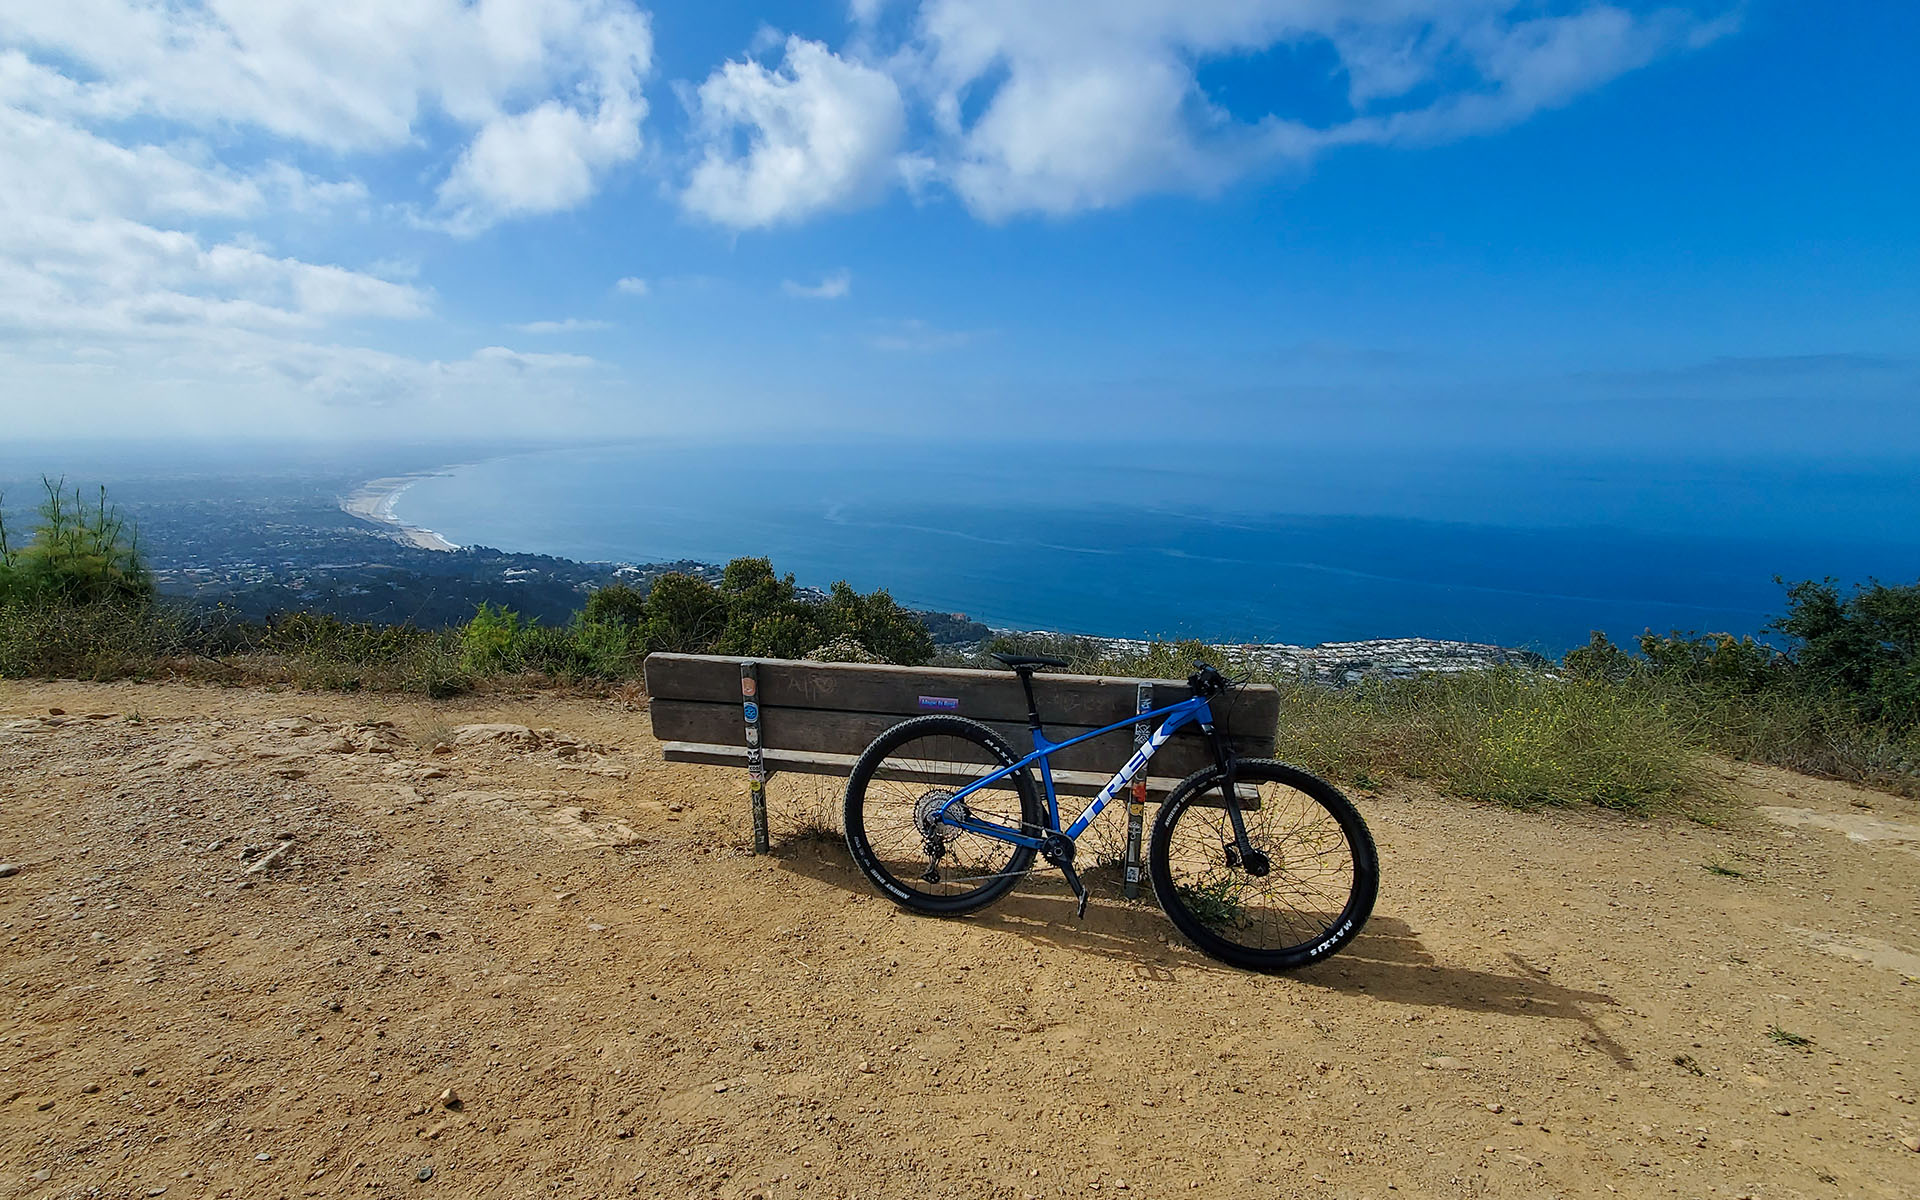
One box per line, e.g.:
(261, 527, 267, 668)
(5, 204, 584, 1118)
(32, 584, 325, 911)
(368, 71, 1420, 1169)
(1015, 667, 1042, 729)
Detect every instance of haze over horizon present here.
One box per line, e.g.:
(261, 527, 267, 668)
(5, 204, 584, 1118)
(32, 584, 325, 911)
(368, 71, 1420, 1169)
(0, 2, 1914, 459)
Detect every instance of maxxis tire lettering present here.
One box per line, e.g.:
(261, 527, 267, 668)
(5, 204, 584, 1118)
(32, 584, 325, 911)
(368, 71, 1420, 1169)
(843, 715, 1040, 917)
(1147, 759, 1379, 972)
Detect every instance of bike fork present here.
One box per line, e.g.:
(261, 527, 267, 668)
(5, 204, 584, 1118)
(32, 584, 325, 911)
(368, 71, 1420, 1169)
(1209, 727, 1271, 877)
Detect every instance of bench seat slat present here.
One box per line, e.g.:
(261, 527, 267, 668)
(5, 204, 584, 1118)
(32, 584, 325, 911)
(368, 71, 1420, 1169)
(659, 741, 1260, 804)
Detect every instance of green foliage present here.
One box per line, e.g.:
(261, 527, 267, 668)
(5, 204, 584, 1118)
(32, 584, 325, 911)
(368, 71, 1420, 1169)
(581, 581, 648, 629)
(0, 478, 152, 607)
(818, 580, 933, 666)
(265, 611, 469, 697)
(1270, 669, 1711, 816)
(0, 597, 190, 681)
(440, 552, 941, 683)
(447, 555, 941, 679)
(640, 558, 933, 664)
(461, 603, 526, 672)
(641, 572, 730, 653)
(1561, 630, 1638, 683)
(1636, 631, 1781, 692)
(715, 557, 816, 657)
(1775, 577, 1920, 727)
(1174, 878, 1249, 929)
(1554, 578, 1920, 794)
(450, 602, 646, 682)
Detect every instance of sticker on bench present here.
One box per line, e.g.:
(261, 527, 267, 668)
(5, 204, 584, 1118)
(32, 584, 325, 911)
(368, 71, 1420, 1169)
(742, 702, 760, 723)
(917, 695, 960, 711)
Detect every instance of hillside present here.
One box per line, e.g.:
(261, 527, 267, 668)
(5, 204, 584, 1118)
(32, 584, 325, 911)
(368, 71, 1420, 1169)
(2, 679, 1917, 1198)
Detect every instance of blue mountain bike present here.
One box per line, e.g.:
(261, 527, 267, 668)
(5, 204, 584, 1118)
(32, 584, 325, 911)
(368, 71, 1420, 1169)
(844, 655, 1378, 971)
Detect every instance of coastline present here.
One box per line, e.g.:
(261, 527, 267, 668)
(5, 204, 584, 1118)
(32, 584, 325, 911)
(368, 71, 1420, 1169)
(1022, 631, 1546, 684)
(331, 469, 1544, 672)
(340, 474, 461, 552)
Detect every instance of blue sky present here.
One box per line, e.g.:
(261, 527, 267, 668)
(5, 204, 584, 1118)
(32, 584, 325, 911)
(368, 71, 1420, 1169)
(1, 1, 1915, 453)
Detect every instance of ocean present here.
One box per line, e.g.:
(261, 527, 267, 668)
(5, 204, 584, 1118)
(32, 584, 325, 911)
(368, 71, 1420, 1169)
(391, 442, 1920, 654)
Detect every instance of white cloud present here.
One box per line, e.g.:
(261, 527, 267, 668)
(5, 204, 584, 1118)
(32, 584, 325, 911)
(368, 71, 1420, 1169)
(682, 35, 906, 228)
(2, 1, 654, 234)
(472, 345, 599, 370)
(614, 276, 650, 295)
(513, 318, 612, 334)
(0, 331, 613, 438)
(681, 2, 1732, 223)
(866, 318, 976, 351)
(915, 1, 1732, 218)
(0, 210, 428, 339)
(433, 4, 653, 234)
(0, 0, 657, 439)
(783, 269, 852, 300)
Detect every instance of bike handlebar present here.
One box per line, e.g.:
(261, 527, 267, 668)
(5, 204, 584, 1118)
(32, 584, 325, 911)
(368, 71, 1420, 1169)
(1187, 661, 1228, 697)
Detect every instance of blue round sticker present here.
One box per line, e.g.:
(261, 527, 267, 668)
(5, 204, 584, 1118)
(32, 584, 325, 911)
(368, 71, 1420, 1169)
(743, 702, 760, 723)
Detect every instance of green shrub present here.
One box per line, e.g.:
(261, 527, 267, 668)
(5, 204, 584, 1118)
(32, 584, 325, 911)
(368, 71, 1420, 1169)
(0, 478, 152, 607)
(638, 558, 933, 664)
(451, 603, 644, 682)
(268, 611, 469, 696)
(1558, 577, 1920, 794)
(715, 558, 820, 658)
(817, 580, 933, 665)
(562, 614, 646, 678)
(581, 581, 648, 629)
(461, 602, 525, 672)
(1775, 577, 1920, 728)
(0, 599, 187, 680)
(1271, 669, 1710, 815)
(642, 572, 730, 653)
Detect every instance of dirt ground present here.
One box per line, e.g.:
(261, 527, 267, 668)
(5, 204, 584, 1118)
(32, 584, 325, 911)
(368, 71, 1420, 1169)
(1, 680, 1916, 1200)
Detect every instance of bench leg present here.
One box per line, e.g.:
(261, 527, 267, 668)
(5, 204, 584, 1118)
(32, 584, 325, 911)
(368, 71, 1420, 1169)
(1123, 681, 1151, 899)
(742, 661, 770, 855)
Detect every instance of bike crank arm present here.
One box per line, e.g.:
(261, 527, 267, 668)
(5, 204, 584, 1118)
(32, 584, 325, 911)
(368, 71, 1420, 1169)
(1038, 832, 1090, 919)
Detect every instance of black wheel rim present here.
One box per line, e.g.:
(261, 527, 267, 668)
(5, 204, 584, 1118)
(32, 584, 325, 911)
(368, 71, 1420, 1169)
(1160, 774, 1361, 955)
(855, 732, 1032, 901)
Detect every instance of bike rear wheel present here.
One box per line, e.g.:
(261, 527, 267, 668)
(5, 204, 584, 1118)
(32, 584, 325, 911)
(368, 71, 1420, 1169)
(843, 715, 1043, 915)
(1148, 759, 1377, 971)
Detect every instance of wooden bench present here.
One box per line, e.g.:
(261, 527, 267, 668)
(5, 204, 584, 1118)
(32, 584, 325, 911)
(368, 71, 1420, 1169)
(642, 653, 1280, 867)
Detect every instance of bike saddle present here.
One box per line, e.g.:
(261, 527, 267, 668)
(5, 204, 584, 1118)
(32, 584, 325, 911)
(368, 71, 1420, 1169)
(990, 651, 1070, 671)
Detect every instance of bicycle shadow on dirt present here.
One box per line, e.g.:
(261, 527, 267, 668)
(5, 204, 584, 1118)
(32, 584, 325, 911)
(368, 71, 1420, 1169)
(772, 834, 1206, 975)
(1292, 931, 1634, 1070)
(772, 835, 1631, 1066)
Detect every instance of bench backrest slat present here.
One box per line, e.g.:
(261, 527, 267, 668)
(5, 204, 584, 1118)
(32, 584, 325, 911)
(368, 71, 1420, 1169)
(644, 653, 1279, 781)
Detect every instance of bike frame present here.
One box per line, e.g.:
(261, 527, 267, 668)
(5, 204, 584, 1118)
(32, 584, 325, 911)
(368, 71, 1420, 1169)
(932, 695, 1219, 850)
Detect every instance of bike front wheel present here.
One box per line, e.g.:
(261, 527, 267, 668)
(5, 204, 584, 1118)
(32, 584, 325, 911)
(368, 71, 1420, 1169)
(1148, 759, 1378, 971)
(843, 715, 1043, 916)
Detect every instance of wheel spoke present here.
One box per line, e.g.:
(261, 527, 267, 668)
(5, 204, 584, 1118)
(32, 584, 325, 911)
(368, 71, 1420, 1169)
(1154, 764, 1374, 964)
(847, 721, 1037, 908)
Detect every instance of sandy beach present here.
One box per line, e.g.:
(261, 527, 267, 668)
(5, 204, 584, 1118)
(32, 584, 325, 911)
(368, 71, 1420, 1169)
(340, 474, 461, 551)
